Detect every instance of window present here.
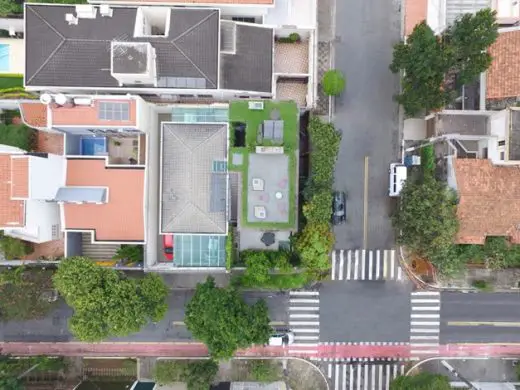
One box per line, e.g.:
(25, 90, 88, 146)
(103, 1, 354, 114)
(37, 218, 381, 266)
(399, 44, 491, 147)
(232, 17, 255, 23)
(98, 102, 130, 121)
(500, 151, 505, 160)
(499, 140, 506, 146)
(212, 160, 227, 172)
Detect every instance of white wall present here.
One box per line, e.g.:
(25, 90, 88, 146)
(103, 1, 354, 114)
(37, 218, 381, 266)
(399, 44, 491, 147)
(489, 109, 508, 139)
(4, 200, 60, 243)
(29, 154, 66, 201)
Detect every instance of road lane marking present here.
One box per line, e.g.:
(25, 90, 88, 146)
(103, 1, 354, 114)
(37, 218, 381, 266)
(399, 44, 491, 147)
(289, 306, 319, 311)
(375, 250, 381, 279)
(410, 343, 439, 347)
(361, 249, 366, 280)
(292, 328, 319, 333)
(289, 321, 320, 326)
(390, 250, 395, 279)
(354, 250, 359, 280)
(397, 263, 403, 280)
(410, 328, 440, 333)
(400, 365, 405, 376)
(411, 321, 440, 326)
(342, 364, 347, 390)
(335, 364, 339, 390)
(363, 155, 369, 249)
(346, 250, 352, 280)
(328, 364, 332, 378)
(378, 365, 383, 390)
(411, 314, 440, 319)
(364, 365, 368, 389)
(331, 251, 336, 280)
(349, 365, 354, 390)
(290, 314, 319, 318)
(412, 306, 440, 311)
(412, 291, 440, 296)
(411, 299, 440, 304)
(290, 291, 319, 296)
(294, 335, 319, 340)
(383, 250, 388, 278)
(368, 251, 373, 280)
(385, 365, 390, 390)
(339, 250, 345, 281)
(410, 335, 439, 340)
(447, 321, 520, 327)
(290, 299, 319, 304)
(357, 364, 361, 390)
(371, 364, 375, 389)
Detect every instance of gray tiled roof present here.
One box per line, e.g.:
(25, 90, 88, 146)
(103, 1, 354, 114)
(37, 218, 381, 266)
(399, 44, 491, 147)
(221, 24, 273, 93)
(437, 113, 489, 136)
(25, 5, 219, 88)
(161, 123, 228, 234)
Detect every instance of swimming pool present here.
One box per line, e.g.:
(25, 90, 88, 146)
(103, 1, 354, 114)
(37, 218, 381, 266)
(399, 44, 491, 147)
(0, 44, 9, 72)
(80, 137, 107, 156)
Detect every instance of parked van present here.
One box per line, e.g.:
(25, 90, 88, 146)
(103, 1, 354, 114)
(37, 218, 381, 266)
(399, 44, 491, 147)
(389, 163, 407, 197)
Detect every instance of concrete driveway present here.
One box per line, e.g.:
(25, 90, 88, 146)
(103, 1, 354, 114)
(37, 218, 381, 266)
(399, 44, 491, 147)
(332, 0, 402, 250)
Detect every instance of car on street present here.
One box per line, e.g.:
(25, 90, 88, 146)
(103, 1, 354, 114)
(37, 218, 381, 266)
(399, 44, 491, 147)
(268, 331, 295, 346)
(332, 191, 346, 225)
(162, 234, 174, 261)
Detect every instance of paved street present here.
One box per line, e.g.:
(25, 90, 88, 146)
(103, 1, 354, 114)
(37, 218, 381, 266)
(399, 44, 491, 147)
(330, 249, 404, 281)
(332, 0, 401, 250)
(0, 290, 289, 342)
(324, 362, 406, 390)
(440, 292, 520, 344)
(319, 282, 412, 343)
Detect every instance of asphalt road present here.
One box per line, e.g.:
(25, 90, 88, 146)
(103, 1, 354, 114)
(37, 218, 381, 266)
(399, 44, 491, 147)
(0, 290, 289, 342)
(440, 292, 520, 344)
(332, 0, 401, 250)
(319, 281, 412, 343)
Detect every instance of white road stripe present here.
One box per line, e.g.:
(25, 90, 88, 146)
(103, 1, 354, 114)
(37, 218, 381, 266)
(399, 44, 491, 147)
(335, 364, 339, 390)
(410, 328, 440, 333)
(400, 365, 405, 375)
(357, 364, 361, 390)
(390, 250, 395, 279)
(410, 335, 439, 340)
(361, 249, 366, 280)
(292, 342, 318, 347)
(346, 250, 352, 280)
(375, 250, 381, 279)
(411, 350, 438, 355)
(383, 250, 388, 278)
(371, 364, 376, 389)
(392, 364, 398, 379)
(410, 314, 440, 319)
(410, 321, 440, 326)
(411, 306, 440, 311)
(290, 291, 319, 296)
(289, 306, 319, 311)
(411, 299, 440, 304)
(342, 364, 347, 390)
(378, 365, 383, 390)
(339, 250, 345, 281)
(364, 365, 368, 389)
(290, 314, 319, 319)
(294, 335, 319, 340)
(354, 250, 359, 280)
(385, 365, 390, 390)
(411, 291, 440, 296)
(349, 365, 354, 390)
(289, 321, 320, 326)
(397, 265, 403, 280)
(291, 328, 319, 333)
(368, 251, 373, 280)
(331, 251, 336, 281)
(328, 364, 332, 378)
(290, 299, 319, 304)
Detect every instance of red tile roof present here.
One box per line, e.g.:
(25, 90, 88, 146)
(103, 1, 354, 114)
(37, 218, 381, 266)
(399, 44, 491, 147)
(0, 155, 25, 227)
(51, 99, 137, 127)
(118, 0, 273, 3)
(405, 0, 428, 36)
(487, 29, 520, 100)
(63, 158, 145, 242)
(19, 103, 48, 128)
(454, 159, 520, 244)
(10, 156, 29, 199)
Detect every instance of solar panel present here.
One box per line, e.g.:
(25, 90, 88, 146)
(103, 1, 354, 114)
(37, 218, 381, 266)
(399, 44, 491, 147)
(157, 77, 207, 89)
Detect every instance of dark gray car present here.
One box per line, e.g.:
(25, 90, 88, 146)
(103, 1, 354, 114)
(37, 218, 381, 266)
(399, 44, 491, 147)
(332, 191, 346, 225)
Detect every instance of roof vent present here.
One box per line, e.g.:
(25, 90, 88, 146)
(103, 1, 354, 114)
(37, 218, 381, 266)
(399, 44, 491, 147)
(40, 93, 53, 105)
(65, 13, 78, 25)
(75, 4, 97, 19)
(100, 4, 113, 17)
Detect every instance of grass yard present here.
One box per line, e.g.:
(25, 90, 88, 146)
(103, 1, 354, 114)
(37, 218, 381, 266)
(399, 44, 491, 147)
(0, 74, 23, 89)
(228, 100, 299, 230)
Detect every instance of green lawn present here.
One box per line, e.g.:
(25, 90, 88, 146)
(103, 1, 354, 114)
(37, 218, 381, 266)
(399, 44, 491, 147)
(228, 100, 298, 229)
(0, 74, 23, 89)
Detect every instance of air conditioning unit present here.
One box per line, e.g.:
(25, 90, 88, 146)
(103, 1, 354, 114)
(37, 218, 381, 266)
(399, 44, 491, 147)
(73, 97, 93, 106)
(248, 101, 264, 110)
(100, 4, 113, 17)
(75, 5, 97, 19)
(65, 13, 78, 25)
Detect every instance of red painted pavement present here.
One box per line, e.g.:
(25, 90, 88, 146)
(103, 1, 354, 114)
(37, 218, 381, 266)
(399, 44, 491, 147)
(2, 342, 520, 359)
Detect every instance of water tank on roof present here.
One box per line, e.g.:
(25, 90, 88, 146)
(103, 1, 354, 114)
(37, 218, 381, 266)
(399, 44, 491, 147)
(55, 94, 69, 106)
(40, 93, 53, 105)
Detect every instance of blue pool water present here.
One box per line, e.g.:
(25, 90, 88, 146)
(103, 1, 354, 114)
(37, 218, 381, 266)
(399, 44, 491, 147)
(80, 137, 107, 156)
(0, 44, 10, 72)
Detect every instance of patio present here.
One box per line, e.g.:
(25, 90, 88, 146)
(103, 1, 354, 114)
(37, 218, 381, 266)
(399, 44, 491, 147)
(106, 136, 141, 165)
(276, 78, 308, 107)
(274, 41, 309, 74)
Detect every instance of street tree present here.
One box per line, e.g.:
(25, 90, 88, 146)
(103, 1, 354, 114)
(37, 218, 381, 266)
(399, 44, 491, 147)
(390, 372, 451, 390)
(185, 277, 271, 359)
(393, 176, 459, 271)
(53, 257, 169, 341)
(295, 222, 335, 279)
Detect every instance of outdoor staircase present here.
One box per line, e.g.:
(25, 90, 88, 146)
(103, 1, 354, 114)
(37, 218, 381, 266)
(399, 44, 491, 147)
(81, 233, 120, 260)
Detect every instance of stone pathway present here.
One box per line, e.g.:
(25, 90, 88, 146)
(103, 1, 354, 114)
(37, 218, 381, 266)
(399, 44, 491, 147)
(316, 42, 331, 115)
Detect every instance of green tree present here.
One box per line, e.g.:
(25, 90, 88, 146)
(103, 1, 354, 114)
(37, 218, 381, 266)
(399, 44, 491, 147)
(393, 177, 459, 273)
(112, 245, 143, 264)
(390, 372, 451, 390)
(185, 277, 271, 359)
(390, 22, 449, 117)
(53, 257, 169, 341)
(243, 251, 272, 285)
(0, 0, 22, 17)
(303, 191, 333, 224)
(0, 235, 33, 259)
(295, 223, 335, 278)
(444, 8, 498, 87)
(321, 69, 346, 96)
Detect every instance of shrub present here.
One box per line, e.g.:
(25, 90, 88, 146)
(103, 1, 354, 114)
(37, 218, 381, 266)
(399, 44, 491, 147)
(0, 236, 32, 259)
(154, 360, 219, 389)
(289, 32, 300, 42)
(303, 190, 333, 224)
(0, 124, 36, 151)
(112, 245, 143, 264)
(471, 279, 492, 291)
(226, 230, 235, 270)
(322, 69, 346, 96)
(295, 223, 335, 279)
(250, 360, 280, 382)
(420, 144, 435, 176)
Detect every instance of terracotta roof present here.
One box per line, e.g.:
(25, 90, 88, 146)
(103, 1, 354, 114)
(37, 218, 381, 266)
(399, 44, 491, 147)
(486, 29, 520, 100)
(405, 0, 428, 36)
(51, 99, 137, 127)
(0, 155, 25, 227)
(19, 103, 48, 128)
(116, 0, 272, 3)
(10, 156, 29, 199)
(454, 159, 520, 244)
(63, 158, 145, 242)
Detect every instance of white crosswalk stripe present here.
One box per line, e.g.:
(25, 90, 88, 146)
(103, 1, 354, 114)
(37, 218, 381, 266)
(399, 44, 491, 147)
(327, 362, 405, 390)
(330, 250, 404, 282)
(288, 291, 320, 354)
(409, 291, 441, 358)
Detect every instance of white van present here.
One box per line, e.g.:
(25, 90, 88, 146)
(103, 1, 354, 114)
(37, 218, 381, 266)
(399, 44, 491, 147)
(389, 163, 407, 197)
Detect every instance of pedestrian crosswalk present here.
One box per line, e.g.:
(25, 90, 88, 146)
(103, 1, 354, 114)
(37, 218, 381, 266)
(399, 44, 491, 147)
(327, 362, 406, 390)
(409, 291, 441, 357)
(288, 290, 320, 355)
(330, 249, 404, 281)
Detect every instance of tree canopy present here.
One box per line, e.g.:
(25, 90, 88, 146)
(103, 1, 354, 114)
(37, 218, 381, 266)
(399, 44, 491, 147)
(53, 257, 169, 341)
(390, 9, 498, 117)
(322, 69, 346, 96)
(393, 176, 459, 272)
(185, 277, 271, 359)
(390, 372, 451, 390)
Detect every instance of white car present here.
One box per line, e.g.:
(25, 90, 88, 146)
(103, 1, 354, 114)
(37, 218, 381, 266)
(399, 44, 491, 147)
(268, 331, 295, 346)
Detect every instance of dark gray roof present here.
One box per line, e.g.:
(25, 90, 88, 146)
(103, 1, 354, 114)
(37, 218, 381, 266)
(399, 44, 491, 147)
(25, 5, 219, 88)
(436, 113, 489, 136)
(509, 110, 520, 161)
(221, 24, 273, 93)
